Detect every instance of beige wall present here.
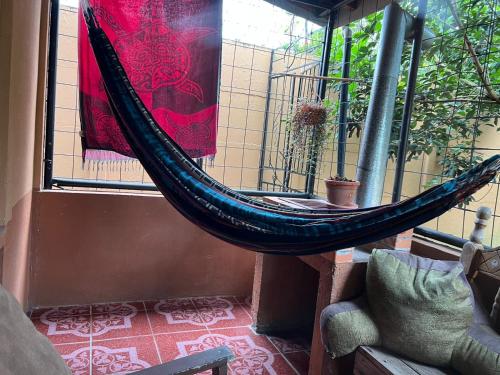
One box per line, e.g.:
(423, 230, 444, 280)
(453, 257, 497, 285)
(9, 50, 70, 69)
(0, 0, 46, 307)
(30, 191, 255, 307)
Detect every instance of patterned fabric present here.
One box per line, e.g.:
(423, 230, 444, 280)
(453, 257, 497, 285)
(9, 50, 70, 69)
(79, 0, 221, 160)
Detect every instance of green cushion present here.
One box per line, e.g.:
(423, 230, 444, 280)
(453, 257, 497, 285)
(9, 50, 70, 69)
(366, 249, 474, 367)
(320, 295, 380, 358)
(0, 284, 71, 375)
(452, 324, 500, 375)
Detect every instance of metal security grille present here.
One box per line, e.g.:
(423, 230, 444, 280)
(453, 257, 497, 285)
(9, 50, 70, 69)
(45, 0, 499, 247)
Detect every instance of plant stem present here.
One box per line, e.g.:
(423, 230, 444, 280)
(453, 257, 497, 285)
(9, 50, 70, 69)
(445, 0, 500, 104)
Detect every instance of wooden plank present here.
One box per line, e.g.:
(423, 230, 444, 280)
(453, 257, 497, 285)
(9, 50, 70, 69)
(354, 346, 418, 375)
(134, 346, 233, 375)
(354, 346, 456, 375)
(402, 358, 457, 375)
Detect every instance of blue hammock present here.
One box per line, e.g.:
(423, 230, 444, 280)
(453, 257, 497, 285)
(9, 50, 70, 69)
(81, 4, 500, 255)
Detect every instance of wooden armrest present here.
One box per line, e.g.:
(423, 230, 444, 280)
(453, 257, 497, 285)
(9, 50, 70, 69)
(133, 346, 234, 375)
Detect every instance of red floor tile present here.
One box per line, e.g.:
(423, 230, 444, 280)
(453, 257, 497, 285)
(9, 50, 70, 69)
(33, 297, 307, 375)
(192, 296, 252, 328)
(155, 328, 299, 374)
(155, 328, 297, 374)
(92, 301, 145, 314)
(234, 295, 252, 307)
(31, 305, 91, 319)
(284, 351, 310, 375)
(208, 326, 280, 355)
(146, 298, 208, 334)
(258, 354, 298, 375)
(91, 309, 152, 341)
(268, 335, 310, 354)
(55, 342, 92, 375)
(34, 314, 91, 345)
(154, 331, 211, 363)
(91, 336, 160, 374)
(233, 295, 253, 316)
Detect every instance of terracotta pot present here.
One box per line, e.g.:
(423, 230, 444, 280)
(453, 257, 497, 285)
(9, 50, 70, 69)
(324, 179, 360, 207)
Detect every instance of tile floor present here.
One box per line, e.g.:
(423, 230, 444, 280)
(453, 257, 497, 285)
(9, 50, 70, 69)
(31, 295, 310, 374)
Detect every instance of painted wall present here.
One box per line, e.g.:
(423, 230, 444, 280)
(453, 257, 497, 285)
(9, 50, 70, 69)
(0, 0, 45, 307)
(30, 191, 256, 308)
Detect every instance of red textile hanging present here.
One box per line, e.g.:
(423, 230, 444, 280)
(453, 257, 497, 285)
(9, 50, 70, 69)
(78, 0, 221, 160)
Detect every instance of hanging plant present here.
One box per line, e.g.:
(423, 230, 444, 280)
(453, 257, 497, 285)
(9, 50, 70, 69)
(290, 100, 330, 154)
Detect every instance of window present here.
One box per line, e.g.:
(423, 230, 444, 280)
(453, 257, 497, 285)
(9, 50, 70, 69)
(44, 0, 500, 248)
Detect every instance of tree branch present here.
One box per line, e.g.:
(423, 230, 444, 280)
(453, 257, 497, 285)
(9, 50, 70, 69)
(445, 0, 500, 104)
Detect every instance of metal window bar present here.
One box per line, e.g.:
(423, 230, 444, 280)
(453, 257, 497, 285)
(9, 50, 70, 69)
(44, 0, 500, 248)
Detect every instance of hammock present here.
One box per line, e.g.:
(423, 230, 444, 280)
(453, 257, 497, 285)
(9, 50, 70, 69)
(81, 3, 500, 255)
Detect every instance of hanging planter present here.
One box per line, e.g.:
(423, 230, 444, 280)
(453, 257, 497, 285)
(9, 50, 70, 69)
(324, 175, 360, 208)
(291, 100, 329, 153)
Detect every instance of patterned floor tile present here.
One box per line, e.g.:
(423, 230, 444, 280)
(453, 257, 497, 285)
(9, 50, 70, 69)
(91, 306, 152, 340)
(268, 335, 310, 354)
(31, 305, 91, 319)
(192, 296, 252, 328)
(233, 295, 253, 316)
(91, 336, 160, 374)
(34, 313, 92, 345)
(208, 327, 280, 355)
(92, 301, 145, 314)
(146, 298, 208, 334)
(234, 295, 252, 307)
(284, 351, 310, 375)
(55, 342, 92, 375)
(155, 329, 296, 375)
(34, 296, 309, 375)
(266, 354, 300, 375)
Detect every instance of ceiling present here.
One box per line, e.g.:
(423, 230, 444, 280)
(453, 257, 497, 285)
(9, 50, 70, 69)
(265, 0, 358, 25)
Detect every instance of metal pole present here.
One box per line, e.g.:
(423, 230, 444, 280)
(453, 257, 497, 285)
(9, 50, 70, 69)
(355, 3, 407, 207)
(392, 0, 428, 202)
(51, 177, 310, 198)
(317, 12, 335, 100)
(43, 0, 59, 189)
(305, 10, 335, 195)
(283, 76, 297, 191)
(257, 49, 275, 190)
(337, 26, 352, 177)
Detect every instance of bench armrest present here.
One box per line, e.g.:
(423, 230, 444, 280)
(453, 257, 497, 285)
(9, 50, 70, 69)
(133, 346, 234, 375)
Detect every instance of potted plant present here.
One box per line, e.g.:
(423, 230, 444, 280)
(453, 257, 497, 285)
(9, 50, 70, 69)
(324, 175, 360, 207)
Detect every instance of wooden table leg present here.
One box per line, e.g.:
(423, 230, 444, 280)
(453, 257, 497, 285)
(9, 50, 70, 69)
(253, 253, 367, 375)
(252, 253, 318, 334)
(306, 261, 368, 375)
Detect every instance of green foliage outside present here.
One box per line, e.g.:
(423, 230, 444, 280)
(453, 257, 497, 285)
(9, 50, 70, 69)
(284, 0, 499, 189)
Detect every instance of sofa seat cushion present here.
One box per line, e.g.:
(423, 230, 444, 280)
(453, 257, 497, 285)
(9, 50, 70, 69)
(452, 323, 500, 375)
